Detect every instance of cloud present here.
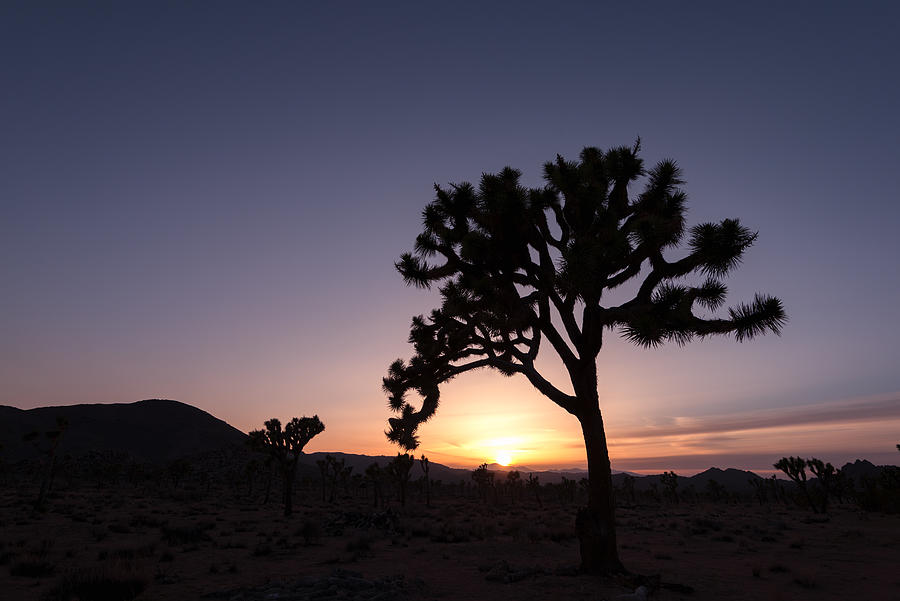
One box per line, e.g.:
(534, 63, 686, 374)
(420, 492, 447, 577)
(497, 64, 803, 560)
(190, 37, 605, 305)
(613, 392, 900, 441)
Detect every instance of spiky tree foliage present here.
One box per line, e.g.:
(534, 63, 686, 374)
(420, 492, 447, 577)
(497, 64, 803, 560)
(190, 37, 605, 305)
(774, 456, 818, 513)
(249, 415, 324, 517)
(383, 142, 786, 573)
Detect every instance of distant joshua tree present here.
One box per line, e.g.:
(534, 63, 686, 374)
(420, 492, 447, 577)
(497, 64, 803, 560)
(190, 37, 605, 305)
(506, 470, 522, 503)
(249, 415, 324, 517)
(365, 462, 383, 507)
(661, 470, 679, 504)
(527, 473, 542, 508)
(774, 456, 818, 513)
(316, 454, 350, 504)
(420, 455, 432, 507)
(383, 142, 786, 573)
(472, 463, 494, 502)
(24, 416, 68, 509)
(807, 458, 839, 513)
(387, 453, 415, 506)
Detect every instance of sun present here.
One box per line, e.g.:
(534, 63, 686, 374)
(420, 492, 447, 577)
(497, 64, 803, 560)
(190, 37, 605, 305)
(495, 450, 513, 467)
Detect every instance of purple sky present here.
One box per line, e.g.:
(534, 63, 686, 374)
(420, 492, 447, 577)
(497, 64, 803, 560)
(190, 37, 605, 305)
(2, 2, 899, 472)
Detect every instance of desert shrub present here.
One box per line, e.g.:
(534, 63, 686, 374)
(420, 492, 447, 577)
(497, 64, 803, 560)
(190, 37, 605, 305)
(294, 520, 322, 546)
(345, 535, 372, 555)
(11, 559, 55, 577)
(160, 524, 211, 545)
(251, 542, 272, 556)
(43, 567, 148, 601)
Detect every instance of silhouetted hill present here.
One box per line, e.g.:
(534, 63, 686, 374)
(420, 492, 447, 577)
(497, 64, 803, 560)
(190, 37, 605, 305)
(839, 459, 883, 484)
(688, 467, 762, 494)
(0, 400, 247, 463)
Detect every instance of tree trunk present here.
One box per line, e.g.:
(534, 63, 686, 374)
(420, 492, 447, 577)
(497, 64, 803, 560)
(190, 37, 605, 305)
(576, 407, 623, 574)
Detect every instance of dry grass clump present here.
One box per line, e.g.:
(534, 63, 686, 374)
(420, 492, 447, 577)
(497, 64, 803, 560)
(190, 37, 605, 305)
(43, 565, 149, 601)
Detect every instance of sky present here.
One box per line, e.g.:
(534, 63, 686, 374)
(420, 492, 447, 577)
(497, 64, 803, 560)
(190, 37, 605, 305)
(2, 2, 899, 474)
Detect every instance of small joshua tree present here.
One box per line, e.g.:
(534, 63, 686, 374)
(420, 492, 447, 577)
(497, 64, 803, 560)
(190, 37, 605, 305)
(365, 462, 383, 507)
(249, 415, 324, 517)
(420, 455, 432, 507)
(661, 470, 679, 504)
(387, 453, 415, 506)
(472, 463, 494, 502)
(24, 416, 68, 509)
(316, 455, 348, 503)
(506, 470, 522, 504)
(527, 473, 542, 508)
(807, 458, 838, 513)
(774, 456, 817, 513)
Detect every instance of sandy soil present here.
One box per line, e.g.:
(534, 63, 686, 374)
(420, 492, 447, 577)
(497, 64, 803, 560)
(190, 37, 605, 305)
(1, 486, 898, 601)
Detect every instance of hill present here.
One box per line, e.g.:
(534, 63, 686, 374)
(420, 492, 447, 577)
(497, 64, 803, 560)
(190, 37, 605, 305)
(0, 399, 247, 463)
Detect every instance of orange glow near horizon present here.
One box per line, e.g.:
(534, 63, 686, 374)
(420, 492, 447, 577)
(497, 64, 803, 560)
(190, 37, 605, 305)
(223, 373, 900, 475)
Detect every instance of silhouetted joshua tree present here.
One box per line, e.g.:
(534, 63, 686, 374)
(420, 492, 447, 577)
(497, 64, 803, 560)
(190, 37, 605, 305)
(24, 416, 68, 509)
(661, 470, 680, 504)
(807, 457, 839, 513)
(316, 454, 348, 503)
(774, 456, 818, 513)
(383, 141, 786, 573)
(420, 455, 432, 507)
(527, 473, 542, 508)
(472, 463, 494, 502)
(249, 415, 324, 517)
(387, 453, 415, 506)
(365, 462, 383, 507)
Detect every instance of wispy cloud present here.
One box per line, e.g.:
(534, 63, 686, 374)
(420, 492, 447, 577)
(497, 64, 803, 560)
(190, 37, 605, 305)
(613, 393, 900, 441)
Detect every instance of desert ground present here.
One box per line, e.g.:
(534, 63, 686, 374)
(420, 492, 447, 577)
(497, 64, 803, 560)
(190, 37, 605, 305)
(1, 480, 898, 601)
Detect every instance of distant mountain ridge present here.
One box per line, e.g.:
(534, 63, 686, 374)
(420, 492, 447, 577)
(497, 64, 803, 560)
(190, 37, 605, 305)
(0, 399, 247, 463)
(2, 401, 894, 492)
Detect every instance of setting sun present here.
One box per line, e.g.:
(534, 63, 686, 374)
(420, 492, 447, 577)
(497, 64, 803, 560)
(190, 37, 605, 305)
(495, 450, 513, 466)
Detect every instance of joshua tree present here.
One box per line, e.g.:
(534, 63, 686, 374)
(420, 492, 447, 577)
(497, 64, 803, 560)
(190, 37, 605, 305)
(807, 457, 839, 513)
(527, 473, 542, 508)
(661, 471, 679, 504)
(774, 456, 817, 513)
(365, 462, 383, 507)
(316, 454, 348, 503)
(249, 415, 324, 516)
(420, 455, 432, 507)
(24, 416, 68, 509)
(472, 463, 494, 502)
(506, 469, 522, 503)
(383, 142, 786, 573)
(387, 453, 415, 506)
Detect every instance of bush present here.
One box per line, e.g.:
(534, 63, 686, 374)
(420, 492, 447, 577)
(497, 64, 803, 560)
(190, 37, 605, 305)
(44, 567, 148, 601)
